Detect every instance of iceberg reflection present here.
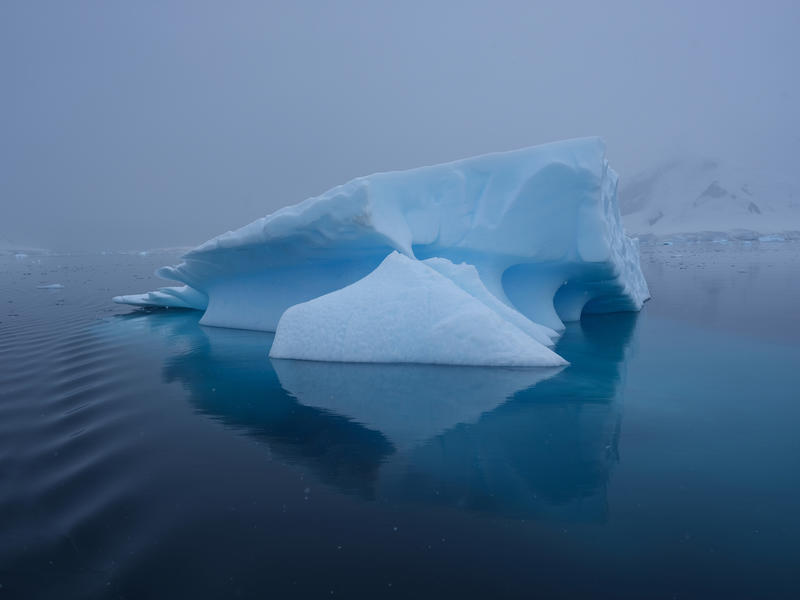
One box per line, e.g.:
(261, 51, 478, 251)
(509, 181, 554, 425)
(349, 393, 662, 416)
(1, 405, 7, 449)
(274, 312, 637, 521)
(380, 312, 637, 521)
(271, 359, 562, 452)
(106, 308, 637, 519)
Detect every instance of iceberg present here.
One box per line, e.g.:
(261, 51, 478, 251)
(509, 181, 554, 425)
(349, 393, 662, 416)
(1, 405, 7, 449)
(115, 137, 649, 365)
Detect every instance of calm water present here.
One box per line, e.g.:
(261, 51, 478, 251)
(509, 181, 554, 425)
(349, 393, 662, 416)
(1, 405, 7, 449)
(1, 243, 799, 599)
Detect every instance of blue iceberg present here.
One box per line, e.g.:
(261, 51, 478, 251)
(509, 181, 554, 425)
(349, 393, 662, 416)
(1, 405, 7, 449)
(115, 137, 649, 366)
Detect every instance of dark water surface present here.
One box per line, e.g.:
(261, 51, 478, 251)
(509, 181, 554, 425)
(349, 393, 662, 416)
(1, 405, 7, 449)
(1, 244, 799, 599)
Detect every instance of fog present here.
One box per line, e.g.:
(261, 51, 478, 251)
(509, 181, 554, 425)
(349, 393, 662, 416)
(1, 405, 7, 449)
(2, 0, 798, 252)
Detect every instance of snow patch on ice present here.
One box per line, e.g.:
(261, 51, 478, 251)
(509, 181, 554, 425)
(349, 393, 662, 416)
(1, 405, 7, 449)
(269, 253, 567, 367)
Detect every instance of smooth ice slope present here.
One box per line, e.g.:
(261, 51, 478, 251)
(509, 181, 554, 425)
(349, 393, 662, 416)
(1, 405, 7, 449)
(269, 253, 567, 367)
(422, 257, 559, 347)
(115, 137, 649, 333)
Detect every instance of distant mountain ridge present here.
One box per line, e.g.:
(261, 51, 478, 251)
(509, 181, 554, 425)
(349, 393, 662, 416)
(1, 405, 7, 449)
(619, 158, 800, 240)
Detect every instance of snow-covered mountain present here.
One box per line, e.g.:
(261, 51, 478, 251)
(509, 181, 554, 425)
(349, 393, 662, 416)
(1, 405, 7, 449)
(619, 158, 800, 240)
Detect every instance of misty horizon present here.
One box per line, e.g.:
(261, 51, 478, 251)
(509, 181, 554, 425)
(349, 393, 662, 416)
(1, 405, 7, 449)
(2, 0, 798, 251)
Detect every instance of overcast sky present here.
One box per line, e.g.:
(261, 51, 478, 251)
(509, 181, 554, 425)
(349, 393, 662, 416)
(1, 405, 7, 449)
(2, 0, 798, 251)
